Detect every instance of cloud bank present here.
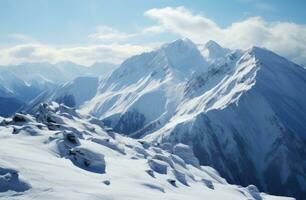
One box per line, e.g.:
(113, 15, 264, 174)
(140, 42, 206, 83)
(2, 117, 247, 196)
(1, 6, 306, 66)
(0, 43, 151, 66)
(145, 6, 306, 65)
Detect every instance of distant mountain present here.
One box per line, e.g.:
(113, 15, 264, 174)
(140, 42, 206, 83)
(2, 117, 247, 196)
(25, 76, 99, 112)
(0, 61, 116, 117)
(79, 39, 306, 199)
(0, 96, 25, 117)
(0, 61, 116, 86)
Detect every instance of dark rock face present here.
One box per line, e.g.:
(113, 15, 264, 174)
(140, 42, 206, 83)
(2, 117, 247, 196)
(161, 107, 306, 200)
(113, 110, 146, 135)
(55, 94, 76, 108)
(0, 97, 25, 117)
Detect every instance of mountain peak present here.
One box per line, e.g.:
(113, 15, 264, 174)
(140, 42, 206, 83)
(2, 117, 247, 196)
(158, 38, 208, 74)
(162, 38, 197, 52)
(202, 40, 230, 62)
(204, 40, 222, 49)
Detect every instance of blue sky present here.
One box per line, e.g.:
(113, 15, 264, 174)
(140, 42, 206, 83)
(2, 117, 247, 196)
(0, 0, 305, 65)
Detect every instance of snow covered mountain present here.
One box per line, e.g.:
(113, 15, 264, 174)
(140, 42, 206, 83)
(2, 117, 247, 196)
(79, 39, 306, 199)
(0, 62, 116, 117)
(0, 102, 293, 200)
(81, 38, 209, 134)
(25, 76, 99, 111)
(200, 40, 231, 63)
(0, 61, 115, 87)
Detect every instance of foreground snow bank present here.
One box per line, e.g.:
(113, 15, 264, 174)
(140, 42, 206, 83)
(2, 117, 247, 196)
(0, 102, 294, 200)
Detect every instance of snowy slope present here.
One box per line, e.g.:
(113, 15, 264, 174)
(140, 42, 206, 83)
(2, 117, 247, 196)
(81, 38, 209, 134)
(145, 47, 306, 199)
(80, 39, 306, 199)
(0, 102, 293, 200)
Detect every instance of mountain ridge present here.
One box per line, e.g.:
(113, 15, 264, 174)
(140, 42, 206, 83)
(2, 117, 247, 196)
(78, 39, 306, 199)
(1, 38, 305, 199)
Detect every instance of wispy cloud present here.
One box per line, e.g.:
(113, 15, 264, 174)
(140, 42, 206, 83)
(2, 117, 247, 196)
(89, 26, 136, 42)
(1, 6, 306, 66)
(0, 43, 153, 66)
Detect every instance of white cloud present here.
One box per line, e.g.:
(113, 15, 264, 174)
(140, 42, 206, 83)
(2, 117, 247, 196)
(0, 43, 152, 66)
(141, 25, 165, 34)
(144, 6, 306, 65)
(89, 26, 135, 42)
(1, 7, 306, 66)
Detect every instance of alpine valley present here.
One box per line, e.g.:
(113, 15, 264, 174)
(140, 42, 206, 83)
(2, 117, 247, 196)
(1, 38, 305, 200)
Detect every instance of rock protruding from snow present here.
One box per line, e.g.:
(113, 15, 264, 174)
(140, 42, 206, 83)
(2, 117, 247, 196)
(173, 144, 200, 168)
(202, 179, 214, 190)
(148, 159, 168, 174)
(64, 131, 81, 145)
(153, 154, 174, 168)
(68, 147, 106, 174)
(247, 185, 262, 200)
(172, 169, 188, 186)
(0, 100, 294, 200)
(0, 167, 31, 192)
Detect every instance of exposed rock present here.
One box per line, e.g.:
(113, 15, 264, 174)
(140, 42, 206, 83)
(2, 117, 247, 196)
(172, 169, 188, 186)
(173, 143, 200, 167)
(202, 179, 214, 190)
(167, 179, 177, 187)
(145, 169, 155, 178)
(148, 159, 168, 174)
(0, 167, 31, 192)
(247, 185, 262, 200)
(153, 154, 174, 168)
(103, 180, 111, 186)
(68, 148, 106, 174)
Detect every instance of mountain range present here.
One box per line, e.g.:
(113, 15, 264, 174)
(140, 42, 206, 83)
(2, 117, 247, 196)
(0, 61, 116, 116)
(0, 38, 305, 199)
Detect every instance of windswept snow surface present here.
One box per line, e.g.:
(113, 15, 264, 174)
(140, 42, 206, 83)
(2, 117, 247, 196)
(80, 39, 306, 199)
(0, 102, 293, 200)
